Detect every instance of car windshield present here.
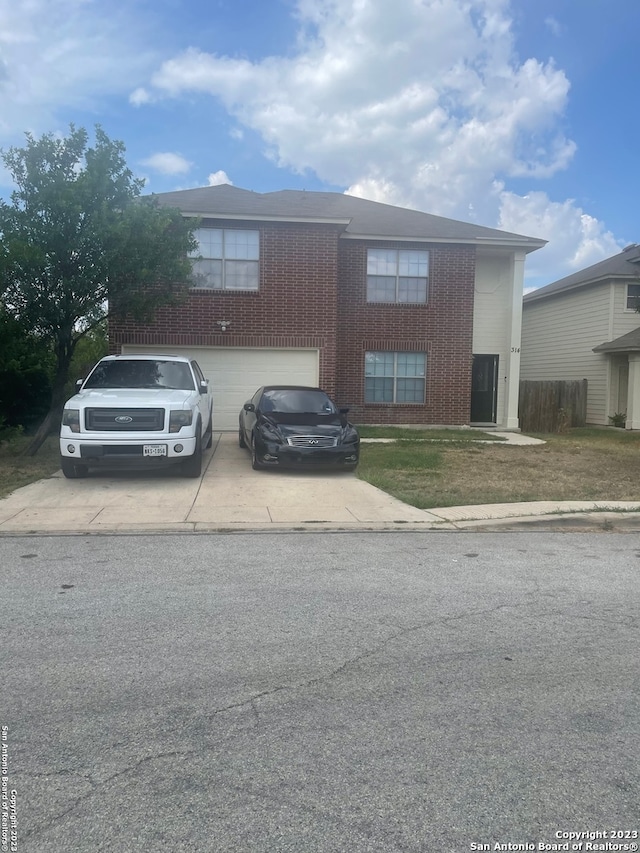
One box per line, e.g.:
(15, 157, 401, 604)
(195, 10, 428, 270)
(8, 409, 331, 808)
(261, 389, 338, 415)
(84, 360, 195, 391)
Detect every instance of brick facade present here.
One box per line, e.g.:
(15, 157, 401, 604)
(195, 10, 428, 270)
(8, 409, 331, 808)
(110, 219, 477, 425)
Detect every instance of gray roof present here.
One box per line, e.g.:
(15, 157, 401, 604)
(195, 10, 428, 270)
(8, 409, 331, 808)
(593, 326, 640, 353)
(524, 243, 640, 304)
(150, 184, 545, 251)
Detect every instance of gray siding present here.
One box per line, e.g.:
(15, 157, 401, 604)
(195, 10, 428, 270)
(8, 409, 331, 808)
(521, 284, 611, 424)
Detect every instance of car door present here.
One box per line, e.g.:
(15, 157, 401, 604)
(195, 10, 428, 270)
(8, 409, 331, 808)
(191, 360, 211, 435)
(242, 387, 262, 445)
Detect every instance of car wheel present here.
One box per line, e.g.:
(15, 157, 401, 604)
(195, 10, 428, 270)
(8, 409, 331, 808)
(182, 424, 203, 478)
(204, 419, 213, 450)
(251, 435, 265, 470)
(60, 456, 89, 479)
(238, 423, 247, 448)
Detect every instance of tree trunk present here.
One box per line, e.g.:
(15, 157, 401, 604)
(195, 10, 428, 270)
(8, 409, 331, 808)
(25, 341, 74, 456)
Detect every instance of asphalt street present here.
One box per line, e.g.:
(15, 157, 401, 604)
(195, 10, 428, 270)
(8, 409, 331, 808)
(1, 531, 639, 853)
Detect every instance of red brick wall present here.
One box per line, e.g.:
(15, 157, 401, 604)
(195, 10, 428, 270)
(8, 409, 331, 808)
(110, 221, 476, 425)
(109, 220, 340, 396)
(336, 241, 475, 424)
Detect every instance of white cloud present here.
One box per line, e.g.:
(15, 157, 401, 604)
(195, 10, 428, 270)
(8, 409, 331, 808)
(208, 171, 232, 186)
(141, 152, 192, 175)
(134, 0, 603, 284)
(499, 190, 623, 284)
(0, 0, 155, 143)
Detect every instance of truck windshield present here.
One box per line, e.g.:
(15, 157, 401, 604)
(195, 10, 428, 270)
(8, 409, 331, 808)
(84, 360, 195, 391)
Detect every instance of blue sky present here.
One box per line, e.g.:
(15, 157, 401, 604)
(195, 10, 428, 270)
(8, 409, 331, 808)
(1, 0, 638, 289)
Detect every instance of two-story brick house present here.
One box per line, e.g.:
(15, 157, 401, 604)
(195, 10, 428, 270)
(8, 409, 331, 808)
(109, 185, 544, 430)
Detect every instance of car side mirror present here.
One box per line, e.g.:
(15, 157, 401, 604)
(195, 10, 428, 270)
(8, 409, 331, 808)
(243, 402, 255, 412)
(339, 407, 350, 415)
(199, 380, 208, 395)
(75, 379, 83, 390)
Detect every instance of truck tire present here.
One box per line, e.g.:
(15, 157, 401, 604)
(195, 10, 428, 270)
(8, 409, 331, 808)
(60, 457, 89, 479)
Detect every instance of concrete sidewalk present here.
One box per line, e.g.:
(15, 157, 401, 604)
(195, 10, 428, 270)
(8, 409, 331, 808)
(1, 432, 639, 534)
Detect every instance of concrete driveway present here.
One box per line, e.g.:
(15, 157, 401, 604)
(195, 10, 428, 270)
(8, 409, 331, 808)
(2, 432, 640, 534)
(0, 433, 434, 533)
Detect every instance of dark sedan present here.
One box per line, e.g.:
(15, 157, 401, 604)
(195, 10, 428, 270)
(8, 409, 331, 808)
(239, 386, 360, 470)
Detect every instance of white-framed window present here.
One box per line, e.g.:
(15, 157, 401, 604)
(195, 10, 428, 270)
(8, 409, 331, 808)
(364, 351, 426, 403)
(366, 248, 429, 303)
(626, 283, 640, 310)
(190, 228, 259, 291)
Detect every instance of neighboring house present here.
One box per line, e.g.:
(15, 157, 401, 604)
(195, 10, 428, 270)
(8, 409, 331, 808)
(109, 185, 544, 431)
(521, 244, 640, 429)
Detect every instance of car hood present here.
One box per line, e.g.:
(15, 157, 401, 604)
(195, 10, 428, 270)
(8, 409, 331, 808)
(261, 413, 347, 436)
(67, 388, 194, 408)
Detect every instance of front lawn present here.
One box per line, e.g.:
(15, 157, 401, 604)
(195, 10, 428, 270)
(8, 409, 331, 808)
(356, 427, 640, 508)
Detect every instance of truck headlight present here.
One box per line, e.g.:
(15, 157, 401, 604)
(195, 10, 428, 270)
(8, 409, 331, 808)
(62, 408, 80, 433)
(169, 411, 193, 432)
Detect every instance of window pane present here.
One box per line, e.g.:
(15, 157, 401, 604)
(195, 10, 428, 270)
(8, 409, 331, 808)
(398, 251, 428, 277)
(191, 259, 222, 289)
(224, 260, 259, 290)
(225, 229, 259, 260)
(191, 228, 223, 259)
(367, 276, 396, 302)
(367, 249, 397, 276)
(397, 379, 425, 403)
(365, 352, 394, 377)
(398, 277, 427, 303)
(397, 353, 426, 377)
(365, 377, 394, 402)
(627, 284, 640, 309)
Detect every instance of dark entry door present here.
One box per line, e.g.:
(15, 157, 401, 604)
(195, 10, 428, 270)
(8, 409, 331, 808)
(471, 355, 498, 423)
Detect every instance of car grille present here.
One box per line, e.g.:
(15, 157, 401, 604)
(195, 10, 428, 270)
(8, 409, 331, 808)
(85, 408, 165, 431)
(286, 435, 338, 448)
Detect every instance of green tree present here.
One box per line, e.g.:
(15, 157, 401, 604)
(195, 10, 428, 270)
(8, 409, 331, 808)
(0, 307, 54, 432)
(0, 125, 197, 454)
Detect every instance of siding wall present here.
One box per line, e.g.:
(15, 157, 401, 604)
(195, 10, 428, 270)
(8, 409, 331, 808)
(473, 254, 514, 426)
(521, 284, 612, 424)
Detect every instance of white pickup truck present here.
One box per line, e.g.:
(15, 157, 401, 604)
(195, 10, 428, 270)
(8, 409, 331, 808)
(60, 354, 213, 479)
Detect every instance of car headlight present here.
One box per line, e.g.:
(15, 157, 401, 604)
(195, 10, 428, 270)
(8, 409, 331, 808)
(62, 408, 80, 433)
(342, 427, 359, 444)
(169, 410, 193, 432)
(258, 423, 281, 442)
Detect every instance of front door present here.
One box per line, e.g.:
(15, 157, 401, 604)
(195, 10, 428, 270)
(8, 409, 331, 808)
(471, 355, 498, 423)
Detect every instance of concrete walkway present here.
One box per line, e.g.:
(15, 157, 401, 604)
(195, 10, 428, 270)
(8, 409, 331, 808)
(1, 432, 639, 534)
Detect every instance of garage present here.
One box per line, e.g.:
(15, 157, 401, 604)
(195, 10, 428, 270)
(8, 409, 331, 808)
(121, 346, 319, 431)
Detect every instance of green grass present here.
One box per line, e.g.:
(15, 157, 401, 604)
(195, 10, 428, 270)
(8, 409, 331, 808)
(357, 426, 506, 441)
(357, 427, 640, 509)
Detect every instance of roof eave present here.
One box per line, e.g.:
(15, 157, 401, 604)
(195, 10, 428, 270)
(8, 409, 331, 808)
(342, 232, 546, 252)
(177, 211, 353, 226)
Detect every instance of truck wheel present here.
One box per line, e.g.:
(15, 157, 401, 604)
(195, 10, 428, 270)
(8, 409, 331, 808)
(60, 457, 89, 479)
(204, 419, 213, 449)
(182, 426, 203, 478)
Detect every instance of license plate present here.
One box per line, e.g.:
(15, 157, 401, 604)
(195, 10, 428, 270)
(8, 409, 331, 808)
(143, 444, 167, 457)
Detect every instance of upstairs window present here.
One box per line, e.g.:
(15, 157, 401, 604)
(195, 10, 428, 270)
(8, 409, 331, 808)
(365, 351, 426, 403)
(626, 283, 640, 310)
(367, 249, 429, 303)
(190, 228, 259, 291)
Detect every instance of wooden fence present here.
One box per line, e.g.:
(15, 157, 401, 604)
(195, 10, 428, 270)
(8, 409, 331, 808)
(518, 379, 587, 433)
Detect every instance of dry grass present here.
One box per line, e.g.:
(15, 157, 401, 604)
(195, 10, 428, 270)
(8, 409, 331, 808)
(357, 428, 640, 508)
(0, 435, 60, 500)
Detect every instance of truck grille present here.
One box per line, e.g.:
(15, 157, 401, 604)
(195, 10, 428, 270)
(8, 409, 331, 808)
(85, 408, 165, 432)
(286, 435, 337, 448)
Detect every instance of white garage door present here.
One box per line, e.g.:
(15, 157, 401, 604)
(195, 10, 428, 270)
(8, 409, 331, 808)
(121, 346, 319, 431)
